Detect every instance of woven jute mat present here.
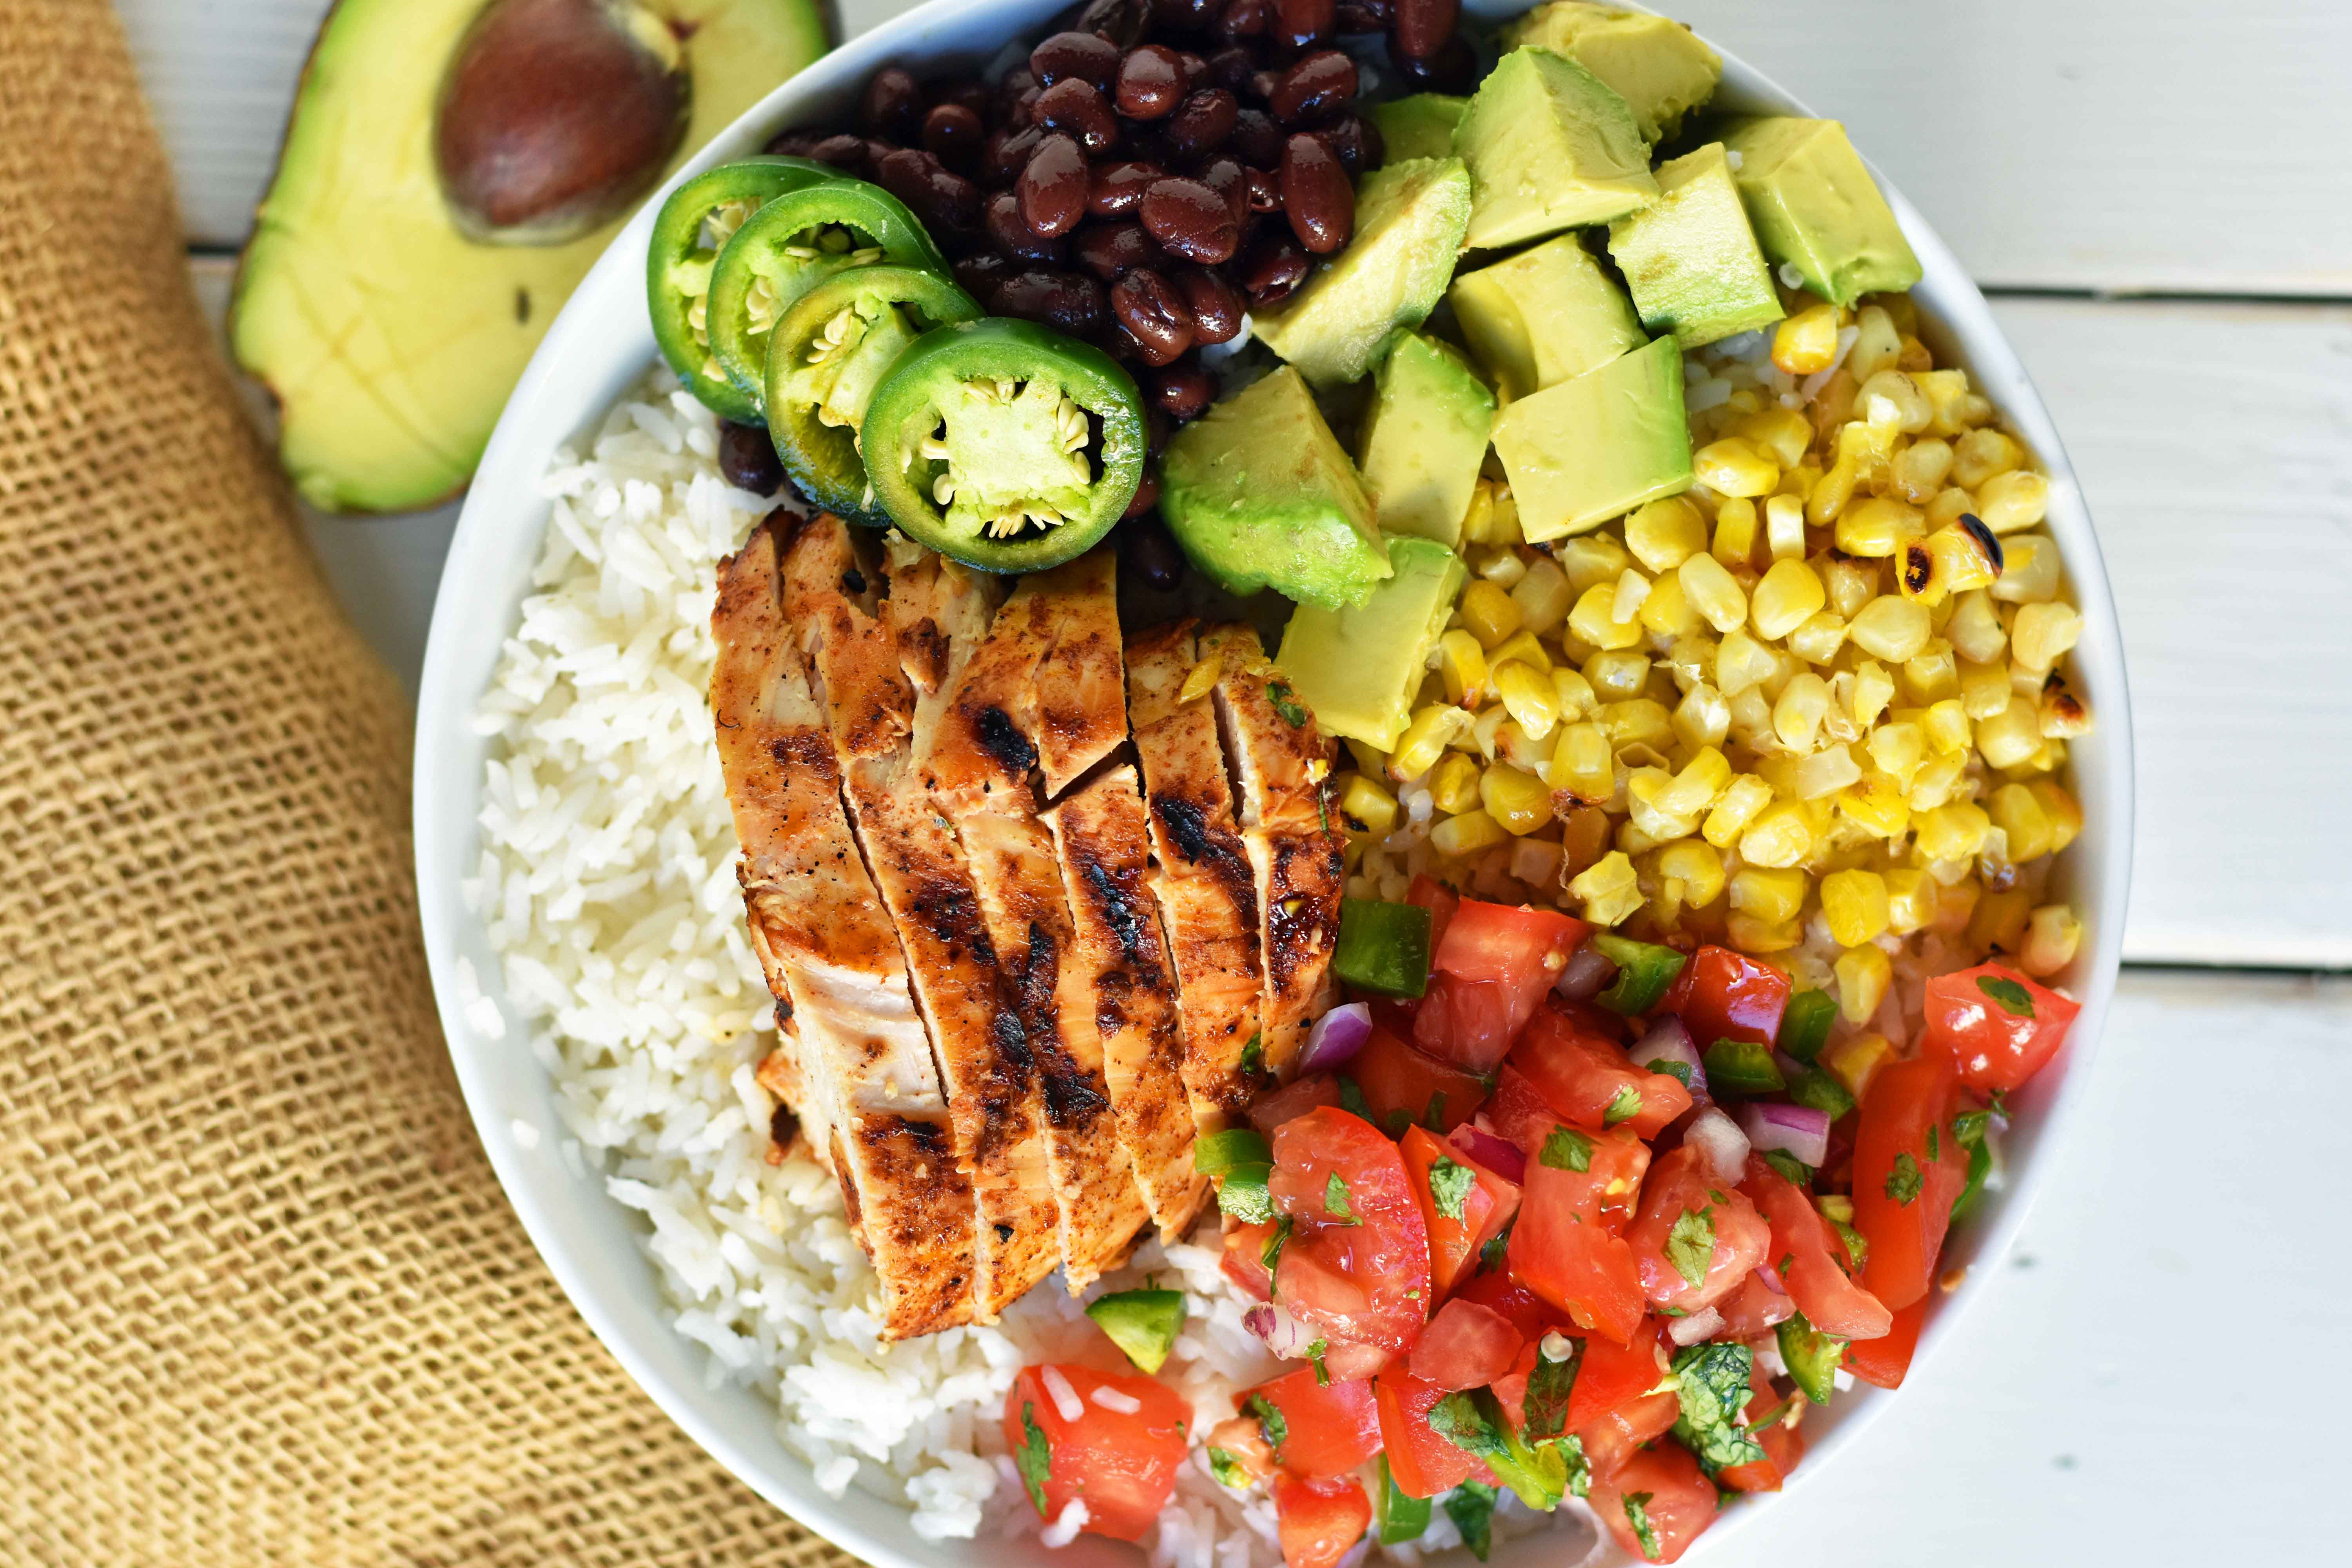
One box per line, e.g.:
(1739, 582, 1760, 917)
(0, 5, 864, 1564)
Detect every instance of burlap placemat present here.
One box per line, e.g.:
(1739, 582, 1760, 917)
(0, 5, 864, 1563)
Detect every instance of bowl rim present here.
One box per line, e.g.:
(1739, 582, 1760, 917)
(412, 4, 2136, 1563)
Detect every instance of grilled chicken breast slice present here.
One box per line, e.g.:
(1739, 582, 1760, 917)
(1044, 765, 1209, 1236)
(1125, 620, 1263, 1130)
(710, 518, 977, 1338)
(778, 517, 1061, 1318)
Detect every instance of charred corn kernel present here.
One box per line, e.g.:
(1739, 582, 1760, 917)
(1639, 572, 1702, 640)
(1659, 746, 1733, 817)
(1548, 721, 1615, 803)
(2011, 601, 2083, 674)
(1625, 767, 1688, 842)
(1835, 496, 1927, 558)
(1558, 534, 1634, 595)
(1820, 868, 1891, 946)
(2039, 670, 2093, 739)
(1567, 583, 1642, 651)
(1851, 660, 1896, 728)
(1968, 887, 2033, 955)
(1772, 672, 1831, 750)
(1882, 867, 1935, 934)
(1709, 498, 1759, 570)
(1460, 579, 1524, 650)
(1915, 369, 1973, 438)
(1948, 592, 2008, 667)
(1987, 782, 2054, 862)
(1823, 1031, 1895, 1100)
(1345, 738, 1390, 779)
(1806, 453, 1863, 527)
(1904, 642, 1959, 703)
(1486, 486, 1524, 546)
(1922, 698, 1972, 755)
(1951, 428, 2022, 489)
(1838, 771, 1912, 839)
(1703, 773, 1773, 848)
(2029, 779, 2083, 853)
(1713, 629, 1779, 696)
(1337, 774, 1399, 838)
(1599, 697, 1674, 752)
(1552, 667, 1599, 720)
(1858, 370, 1933, 434)
(1481, 762, 1553, 835)
(1759, 495, 1806, 564)
(1730, 864, 1808, 923)
(1727, 912, 1803, 951)
(1494, 660, 1561, 739)
(1740, 800, 1816, 868)
(1953, 663, 2010, 726)
(1929, 876, 1980, 934)
(2021, 904, 2082, 976)
(1907, 749, 1967, 810)
(1626, 497, 1709, 573)
(1935, 520, 2004, 594)
(1867, 720, 1926, 785)
(1490, 630, 1553, 674)
(1498, 717, 1552, 773)
(1584, 649, 1651, 701)
(1786, 611, 1848, 667)
(1475, 547, 1530, 587)
(1458, 479, 1498, 545)
(1773, 302, 1843, 374)
(1739, 407, 1814, 470)
(1915, 801, 1992, 862)
(1612, 568, 1651, 625)
(1469, 703, 1508, 759)
(1849, 595, 1932, 661)
(1429, 752, 1483, 814)
(1849, 305, 1901, 381)
(1431, 808, 1510, 860)
(1976, 469, 2049, 535)
(1511, 556, 1573, 636)
(1679, 553, 1749, 635)
(1923, 486, 1977, 533)
(1822, 556, 1879, 620)
(1389, 703, 1472, 780)
(1991, 532, 2061, 604)
(1752, 559, 1828, 640)
(1834, 943, 1893, 1024)
(1673, 682, 1731, 751)
(1891, 437, 1954, 504)
(1568, 850, 1643, 926)
(1439, 628, 1489, 706)
(1695, 437, 1780, 497)
(1975, 695, 2043, 770)
(1655, 838, 1725, 907)
(1177, 652, 1223, 704)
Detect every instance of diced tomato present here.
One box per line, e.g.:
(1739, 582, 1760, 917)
(1625, 1144, 1771, 1315)
(1407, 1297, 1524, 1390)
(1243, 1367, 1383, 1480)
(1413, 973, 1518, 1074)
(1740, 1158, 1892, 1341)
(1373, 1365, 1497, 1498)
(1575, 1387, 1680, 1482)
(1204, 1416, 1278, 1488)
(1922, 961, 2082, 1094)
(1401, 1124, 1520, 1300)
(1269, 1108, 1433, 1350)
(1353, 1025, 1492, 1137)
(1450, 1268, 1557, 1341)
(1563, 1314, 1669, 1433)
(1405, 875, 1460, 956)
(1852, 1056, 1971, 1312)
(1512, 1002, 1694, 1138)
(1427, 899, 1593, 1069)
(1588, 1439, 1718, 1563)
(1272, 1473, 1371, 1568)
(1713, 1265, 1797, 1339)
(1483, 1066, 1558, 1154)
(1665, 945, 1791, 1049)
(1250, 1073, 1342, 1135)
(1844, 1296, 1928, 1389)
(1223, 1220, 1275, 1301)
(1508, 1121, 1651, 1343)
(1004, 1364, 1191, 1541)
(1319, 1338, 1396, 1382)
(1720, 1419, 1806, 1493)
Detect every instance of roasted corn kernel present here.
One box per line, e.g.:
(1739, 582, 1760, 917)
(1822, 868, 1891, 946)
(1835, 496, 1927, 558)
(1430, 752, 1483, 815)
(1655, 837, 1726, 908)
(2030, 779, 2083, 854)
(1337, 774, 1399, 838)
(1752, 558, 1828, 640)
(1915, 801, 1992, 862)
(2020, 904, 2082, 976)
(1568, 583, 1644, 650)
(1481, 762, 1553, 835)
(1849, 594, 1932, 661)
(1823, 1031, 1894, 1100)
(1548, 721, 1615, 804)
(1739, 800, 1817, 868)
(1489, 629, 1553, 673)
(1967, 887, 2033, 955)
(1884, 867, 1935, 934)
(1626, 497, 1708, 573)
(1976, 469, 2049, 534)
(1432, 808, 1510, 859)
(1460, 579, 1524, 649)
(1731, 864, 1809, 923)
(1495, 660, 1561, 739)
(1727, 912, 1803, 951)
(1695, 437, 1781, 497)
(1390, 702, 1473, 780)
(1773, 303, 1843, 375)
(1568, 850, 1644, 926)
(1439, 628, 1488, 706)
(1837, 771, 1912, 840)
(1512, 555, 1573, 635)
(1703, 773, 1773, 848)
(1835, 943, 1893, 1024)
(1713, 495, 1761, 566)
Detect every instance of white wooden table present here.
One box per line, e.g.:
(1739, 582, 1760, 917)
(120, 0, 2352, 1560)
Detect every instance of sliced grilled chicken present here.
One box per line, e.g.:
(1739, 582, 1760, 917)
(1044, 764, 1209, 1236)
(710, 518, 976, 1338)
(1195, 623, 1347, 1081)
(777, 517, 1061, 1319)
(917, 552, 1147, 1289)
(1125, 620, 1263, 1130)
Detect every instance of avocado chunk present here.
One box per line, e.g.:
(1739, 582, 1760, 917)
(1503, 2, 1724, 144)
(1368, 94, 1467, 165)
(1084, 1288, 1186, 1375)
(1721, 117, 1924, 308)
(1162, 367, 1391, 610)
(1491, 336, 1693, 541)
(1252, 158, 1473, 389)
(230, 0, 827, 512)
(1452, 48, 1657, 253)
(1447, 234, 1644, 403)
(1277, 536, 1466, 750)
(1356, 334, 1494, 548)
(1607, 142, 1786, 349)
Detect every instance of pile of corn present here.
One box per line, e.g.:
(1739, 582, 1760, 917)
(1334, 292, 2094, 1058)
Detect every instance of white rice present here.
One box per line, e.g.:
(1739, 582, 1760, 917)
(470, 366, 1594, 1565)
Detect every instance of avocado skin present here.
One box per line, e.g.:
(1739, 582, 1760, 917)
(1277, 535, 1467, 751)
(1161, 367, 1392, 612)
(230, 0, 827, 513)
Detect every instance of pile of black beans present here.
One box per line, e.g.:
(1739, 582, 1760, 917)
(766, 0, 1474, 569)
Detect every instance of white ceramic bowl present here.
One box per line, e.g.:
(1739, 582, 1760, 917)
(414, 4, 2134, 1563)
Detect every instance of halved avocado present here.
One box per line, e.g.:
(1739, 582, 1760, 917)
(230, 0, 827, 513)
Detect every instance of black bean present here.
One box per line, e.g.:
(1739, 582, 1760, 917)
(1178, 50, 1209, 88)
(862, 67, 924, 142)
(1076, 0, 1152, 48)
(1279, 131, 1351, 252)
(1239, 229, 1310, 304)
(953, 252, 1012, 308)
(1116, 44, 1188, 120)
(719, 421, 784, 495)
(922, 103, 985, 173)
(1144, 403, 1171, 452)
(764, 129, 823, 158)
(983, 125, 1044, 188)
(987, 189, 1065, 265)
(1316, 112, 1379, 176)
(1271, 0, 1335, 50)
(1390, 0, 1457, 61)
(1249, 69, 1280, 104)
(1140, 176, 1240, 263)
(1242, 162, 1281, 212)
(1164, 88, 1239, 160)
(1031, 30, 1120, 90)
(1230, 105, 1283, 166)
(1010, 86, 1044, 128)
(1110, 267, 1196, 365)
(1270, 49, 1356, 125)
(996, 269, 1107, 336)
(1177, 266, 1245, 342)
(1089, 159, 1166, 219)
(1390, 29, 1478, 93)
(1122, 486, 1174, 564)
(1151, 0, 1221, 33)
(994, 67, 1039, 123)
(1034, 78, 1119, 152)
(1197, 156, 1252, 224)
(1151, 358, 1216, 421)
(1018, 132, 1091, 238)
(808, 132, 878, 180)
(1073, 220, 1165, 280)
(936, 81, 991, 121)
(877, 147, 981, 240)
(1204, 44, 1259, 93)
(1334, 0, 1392, 31)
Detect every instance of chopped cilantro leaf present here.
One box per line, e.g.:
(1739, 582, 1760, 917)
(1828, 1214, 1869, 1271)
(1885, 1151, 1924, 1205)
(1425, 1091, 1448, 1130)
(1541, 1125, 1593, 1172)
(1325, 1171, 1361, 1225)
(1927, 1122, 1941, 1162)
(1426, 1390, 1570, 1511)
(1622, 1491, 1662, 1561)
(1523, 1339, 1579, 1440)
(1337, 1074, 1372, 1120)
(1479, 1222, 1513, 1274)
(1206, 1446, 1250, 1488)
(1669, 1341, 1767, 1478)
(1015, 1403, 1052, 1515)
(1760, 1148, 1812, 1188)
(1602, 1083, 1644, 1127)
(1262, 1215, 1293, 1277)
(1664, 1206, 1715, 1289)
(1444, 1481, 1498, 1561)
(1646, 1057, 1693, 1089)
(1306, 1338, 1330, 1385)
(1238, 1033, 1264, 1077)
(1954, 1109, 1993, 1147)
(1977, 974, 2034, 1017)
(1267, 682, 1310, 728)
(1428, 1157, 1478, 1222)
(1547, 1432, 1592, 1499)
(1244, 1392, 1289, 1454)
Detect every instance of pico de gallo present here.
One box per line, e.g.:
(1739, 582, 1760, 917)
(1005, 885, 2081, 1564)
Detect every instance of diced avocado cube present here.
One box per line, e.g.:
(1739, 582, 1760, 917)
(1368, 93, 1467, 164)
(1085, 1287, 1187, 1375)
(1356, 334, 1495, 546)
(1447, 233, 1644, 403)
(1276, 535, 1466, 749)
(1162, 365, 1391, 610)
(1606, 141, 1786, 349)
(1453, 47, 1658, 252)
(1504, 1, 1724, 144)
(1721, 116, 1923, 307)
(1491, 336, 1692, 542)
(1252, 157, 1473, 388)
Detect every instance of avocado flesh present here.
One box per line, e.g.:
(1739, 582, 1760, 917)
(1452, 48, 1657, 253)
(1277, 536, 1466, 751)
(1368, 94, 1467, 165)
(1447, 234, 1643, 404)
(1161, 366, 1391, 611)
(1721, 117, 1923, 309)
(1251, 157, 1473, 389)
(1356, 334, 1494, 548)
(1503, 2, 1723, 144)
(231, 0, 827, 512)
(1607, 142, 1785, 349)
(1492, 335, 1693, 542)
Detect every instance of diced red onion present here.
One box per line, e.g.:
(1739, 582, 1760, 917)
(1448, 1122, 1527, 1184)
(1555, 943, 1617, 1001)
(1753, 1264, 1788, 1296)
(1740, 1101, 1833, 1169)
(1298, 1002, 1373, 1076)
(1242, 1301, 1319, 1360)
(1667, 1306, 1725, 1346)
(1635, 1015, 1705, 1098)
(1684, 1106, 1750, 1184)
